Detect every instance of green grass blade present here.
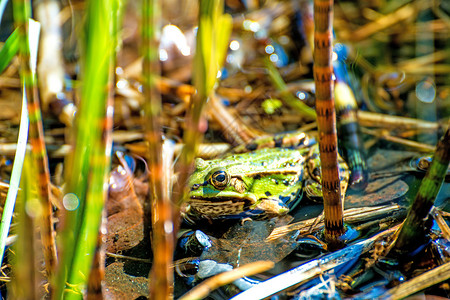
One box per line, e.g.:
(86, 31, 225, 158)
(54, 0, 117, 298)
(194, 0, 232, 99)
(175, 0, 232, 206)
(0, 87, 28, 266)
(0, 28, 19, 74)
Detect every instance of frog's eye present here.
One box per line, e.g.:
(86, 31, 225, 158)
(210, 170, 230, 189)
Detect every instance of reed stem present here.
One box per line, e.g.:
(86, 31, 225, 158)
(313, 0, 345, 239)
(141, 0, 175, 298)
(390, 124, 450, 255)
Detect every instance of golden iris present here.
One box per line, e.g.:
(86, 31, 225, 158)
(210, 170, 230, 189)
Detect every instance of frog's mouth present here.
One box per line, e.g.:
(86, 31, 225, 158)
(187, 197, 245, 217)
(189, 193, 257, 204)
(188, 191, 258, 215)
(187, 195, 289, 218)
(187, 196, 261, 218)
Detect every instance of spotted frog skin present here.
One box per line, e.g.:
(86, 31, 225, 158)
(185, 132, 349, 221)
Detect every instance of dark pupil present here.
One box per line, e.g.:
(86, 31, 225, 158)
(211, 170, 228, 189)
(215, 173, 226, 182)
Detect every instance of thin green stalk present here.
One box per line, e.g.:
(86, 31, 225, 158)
(142, 0, 162, 222)
(174, 0, 232, 207)
(86, 2, 123, 298)
(54, 0, 117, 298)
(390, 124, 450, 255)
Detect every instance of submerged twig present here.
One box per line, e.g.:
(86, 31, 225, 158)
(207, 94, 257, 146)
(379, 261, 450, 300)
(431, 207, 450, 241)
(362, 127, 436, 152)
(357, 111, 442, 131)
(267, 204, 404, 241)
(342, 2, 429, 42)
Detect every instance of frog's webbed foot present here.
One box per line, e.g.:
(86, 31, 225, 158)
(180, 203, 196, 225)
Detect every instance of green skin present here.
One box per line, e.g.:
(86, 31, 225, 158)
(186, 140, 349, 221)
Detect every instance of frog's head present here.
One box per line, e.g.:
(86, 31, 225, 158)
(186, 150, 304, 219)
(188, 158, 257, 213)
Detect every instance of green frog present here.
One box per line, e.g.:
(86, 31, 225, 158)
(185, 132, 349, 221)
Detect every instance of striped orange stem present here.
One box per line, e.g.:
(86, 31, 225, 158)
(313, 0, 345, 237)
(299, 0, 368, 191)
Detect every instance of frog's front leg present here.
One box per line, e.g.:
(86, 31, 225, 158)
(252, 198, 290, 217)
